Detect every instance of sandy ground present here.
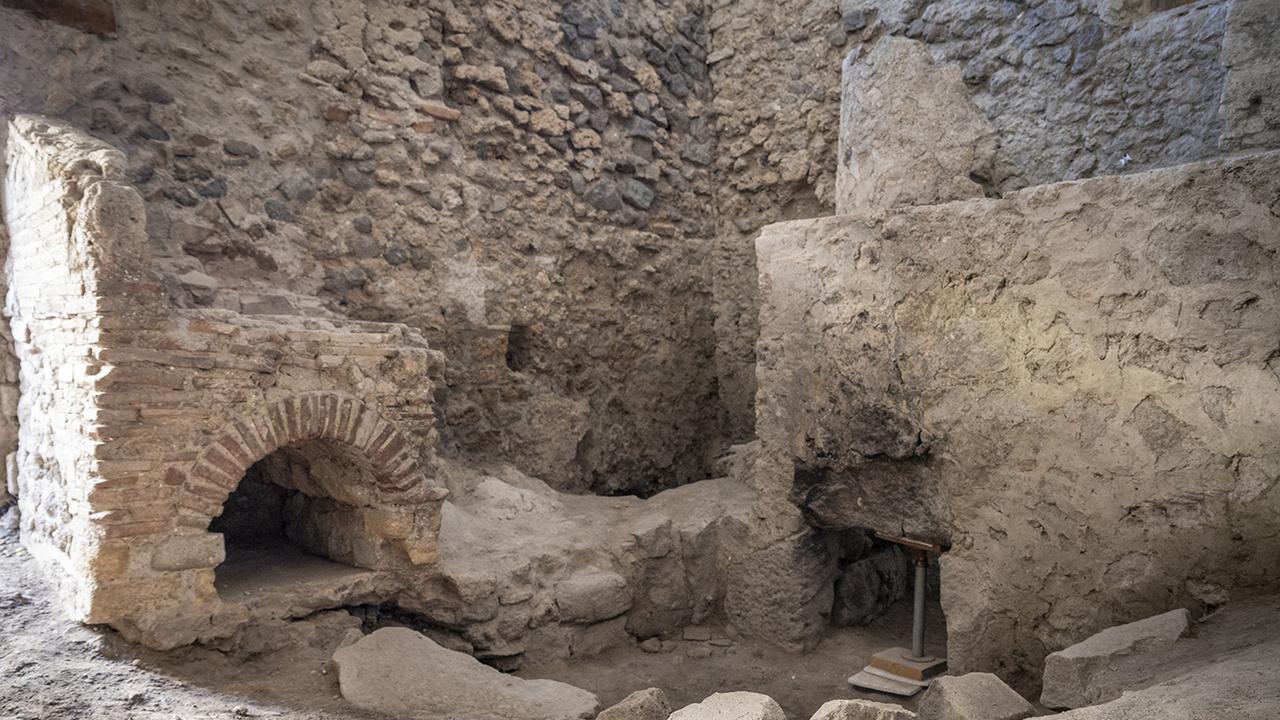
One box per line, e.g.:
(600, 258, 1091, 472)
(0, 514, 944, 720)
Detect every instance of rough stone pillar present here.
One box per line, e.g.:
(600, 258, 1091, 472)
(835, 36, 997, 214)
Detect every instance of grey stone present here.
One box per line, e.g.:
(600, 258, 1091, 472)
(132, 79, 175, 104)
(841, 10, 868, 32)
(278, 173, 317, 201)
(810, 699, 917, 720)
(596, 688, 670, 720)
(135, 122, 170, 141)
(584, 181, 624, 212)
(263, 200, 293, 222)
(332, 628, 597, 720)
(222, 139, 260, 158)
(669, 692, 785, 720)
(618, 179, 654, 210)
(1042, 609, 1193, 709)
(917, 673, 1034, 720)
(177, 270, 220, 306)
(383, 246, 408, 266)
(341, 166, 374, 191)
(1047, 635, 1280, 720)
(196, 178, 226, 198)
(163, 186, 199, 207)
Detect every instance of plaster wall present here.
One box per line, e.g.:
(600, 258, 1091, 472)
(749, 149, 1280, 688)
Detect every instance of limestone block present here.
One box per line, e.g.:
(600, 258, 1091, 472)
(596, 688, 670, 720)
(1041, 609, 1193, 709)
(917, 673, 1033, 720)
(150, 533, 225, 571)
(555, 569, 632, 624)
(723, 525, 836, 652)
(811, 698, 917, 720)
(668, 692, 786, 720)
(1048, 636, 1280, 720)
(332, 627, 598, 720)
(835, 37, 996, 213)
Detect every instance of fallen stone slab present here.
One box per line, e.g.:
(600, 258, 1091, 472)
(596, 687, 670, 720)
(332, 627, 598, 720)
(1050, 636, 1280, 720)
(1041, 608, 1192, 709)
(917, 673, 1033, 720)
(668, 691, 786, 720)
(811, 698, 917, 719)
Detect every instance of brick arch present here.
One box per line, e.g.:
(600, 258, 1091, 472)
(180, 392, 426, 524)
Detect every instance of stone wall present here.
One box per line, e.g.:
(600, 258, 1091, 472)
(749, 150, 1280, 689)
(704, 0, 1274, 438)
(705, 0, 850, 442)
(892, 0, 1234, 190)
(0, 0, 721, 497)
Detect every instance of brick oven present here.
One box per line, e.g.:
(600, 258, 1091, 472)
(3, 115, 449, 648)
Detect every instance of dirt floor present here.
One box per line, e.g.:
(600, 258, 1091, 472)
(0, 513, 945, 720)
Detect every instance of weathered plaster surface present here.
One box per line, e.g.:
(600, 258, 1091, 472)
(750, 150, 1280, 687)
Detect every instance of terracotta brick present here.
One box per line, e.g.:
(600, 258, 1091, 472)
(370, 434, 408, 468)
(250, 411, 279, 456)
(300, 394, 316, 437)
(191, 458, 239, 489)
(268, 403, 288, 446)
(217, 434, 255, 468)
(347, 405, 368, 446)
(204, 445, 244, 481)
(283, 398, 300, 442)
(318, 394, 336, 438)
(232, 418, 266, 460)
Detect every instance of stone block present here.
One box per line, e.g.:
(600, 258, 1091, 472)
(669, 692, 786, 720)
(555, 569, 631, 624)
(811, 699, 917, 720)
(332, 628, 597, 720)
(150, 533, 226, 572)
(835, 37, 996, 213)
(917, 673, 1033, 720)
(1041, 609, 1193, 709)
(597, 688, 671, 720)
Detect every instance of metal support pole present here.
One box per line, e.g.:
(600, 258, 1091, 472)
(911, 549, 927, 660)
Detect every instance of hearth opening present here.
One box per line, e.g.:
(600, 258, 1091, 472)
(210, 439, 381, 603)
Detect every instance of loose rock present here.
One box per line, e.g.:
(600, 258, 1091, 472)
(332, 627, 598, 720)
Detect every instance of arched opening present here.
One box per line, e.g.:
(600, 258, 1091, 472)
(210, 438, 390, 609)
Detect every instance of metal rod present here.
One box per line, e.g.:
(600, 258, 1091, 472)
(911, 550, 927, 659)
